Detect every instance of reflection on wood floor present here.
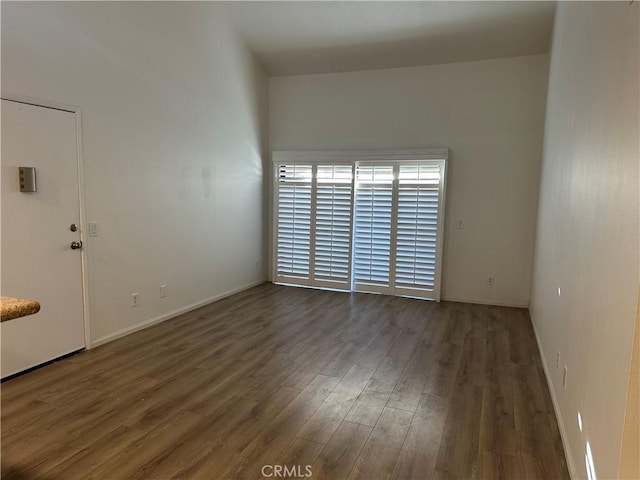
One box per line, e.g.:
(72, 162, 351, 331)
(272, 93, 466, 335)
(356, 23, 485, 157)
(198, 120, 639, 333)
(1, 283, 569, 479)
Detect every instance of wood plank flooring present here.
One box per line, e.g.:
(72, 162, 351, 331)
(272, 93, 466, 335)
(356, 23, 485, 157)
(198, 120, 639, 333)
(1, 283, 570, 480)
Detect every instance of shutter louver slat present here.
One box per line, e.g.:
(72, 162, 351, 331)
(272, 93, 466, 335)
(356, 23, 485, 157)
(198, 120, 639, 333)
(275, 165, 312, 282)
(353, 165, 393, 292)
(394, 164, 442, 294)
(313, 165, 353, 287)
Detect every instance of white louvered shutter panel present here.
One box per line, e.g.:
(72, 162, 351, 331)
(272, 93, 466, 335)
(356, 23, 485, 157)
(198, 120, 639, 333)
(353, 165, 394, 294)
(394, 163, 443, 299)
(275, 164, 313, 285)
(313, 165, 354, 289)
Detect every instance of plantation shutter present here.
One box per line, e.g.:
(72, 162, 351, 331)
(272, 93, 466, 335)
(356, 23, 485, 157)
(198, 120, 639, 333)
(273, 150, 447, 301)
(275, 164, 313, 285)
(313, 165, 354, 289)
(352, 165, 394, 294)
(394, 163, 444, 299)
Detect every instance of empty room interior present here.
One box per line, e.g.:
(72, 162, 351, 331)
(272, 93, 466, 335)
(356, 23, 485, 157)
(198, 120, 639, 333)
(1, 1, 638, 479)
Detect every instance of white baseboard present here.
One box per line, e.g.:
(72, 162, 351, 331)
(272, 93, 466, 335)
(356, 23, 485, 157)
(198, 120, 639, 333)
(529, 311, 577, 479)
(90, 280, 266, 348)
(441, 295, 529, 308)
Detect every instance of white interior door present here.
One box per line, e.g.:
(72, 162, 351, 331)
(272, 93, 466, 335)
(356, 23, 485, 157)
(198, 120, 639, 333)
(1, 99, 85, 378)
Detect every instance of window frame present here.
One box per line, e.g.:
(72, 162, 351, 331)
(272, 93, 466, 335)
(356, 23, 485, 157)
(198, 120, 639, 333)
(271, 149, 448, 301)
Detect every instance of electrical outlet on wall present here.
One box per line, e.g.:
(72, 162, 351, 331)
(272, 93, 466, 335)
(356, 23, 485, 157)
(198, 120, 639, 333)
(487, 276, 494, 286)
(456, 219, 464, 229)
(130, 293, 139, 307)
(160, 285, 167, 298)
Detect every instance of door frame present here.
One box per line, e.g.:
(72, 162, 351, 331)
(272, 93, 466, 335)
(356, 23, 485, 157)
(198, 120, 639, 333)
(1, 93, 92, 349)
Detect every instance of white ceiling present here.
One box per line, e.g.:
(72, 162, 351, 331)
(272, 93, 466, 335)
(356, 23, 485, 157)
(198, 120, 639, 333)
(222, 1, 556, 76)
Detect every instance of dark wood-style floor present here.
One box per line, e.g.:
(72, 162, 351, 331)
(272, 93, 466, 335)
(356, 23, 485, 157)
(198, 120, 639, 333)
(1, 283, 569, 480)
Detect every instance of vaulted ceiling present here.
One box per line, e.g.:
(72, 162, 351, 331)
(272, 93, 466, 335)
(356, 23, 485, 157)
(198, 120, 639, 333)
(223, 1, 556, 76)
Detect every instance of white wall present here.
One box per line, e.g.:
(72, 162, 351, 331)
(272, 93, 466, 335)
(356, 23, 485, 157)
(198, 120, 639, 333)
(1, 2, 269, 344)
(269, 55, 549, 306)
(530, 3, 639, 479)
